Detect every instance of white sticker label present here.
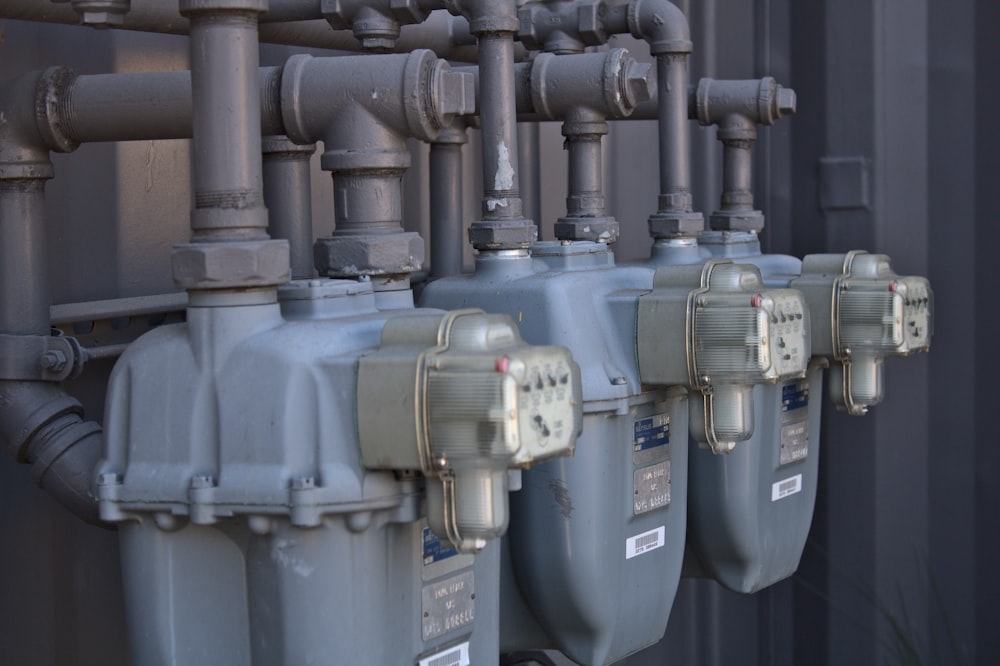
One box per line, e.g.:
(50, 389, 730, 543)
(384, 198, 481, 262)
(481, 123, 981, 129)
(418, 641, 470, 666)
(625, 526, 666, 559)
(771, 474, 803, 501)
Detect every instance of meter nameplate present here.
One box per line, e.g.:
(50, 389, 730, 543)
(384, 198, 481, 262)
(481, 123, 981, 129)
(633, 413, 670, 461)
(779, 380, 809, 465)
(634, 461, 671, 515)
(421, 570, 475, 641)
(423, 527, 458, 565)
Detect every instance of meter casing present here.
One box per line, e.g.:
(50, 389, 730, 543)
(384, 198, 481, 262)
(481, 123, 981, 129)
(420, 242, 688, 666)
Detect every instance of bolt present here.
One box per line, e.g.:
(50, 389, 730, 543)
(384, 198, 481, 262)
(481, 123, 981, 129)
(81, 11, 124, 27)
(97, 472, 121, 486)
(623, 61, 655, 107)
(190, 475, 214, 489)
(39, 350, 67, 372)
(291, 477, 315, 491)
(776, 87, 797, 117)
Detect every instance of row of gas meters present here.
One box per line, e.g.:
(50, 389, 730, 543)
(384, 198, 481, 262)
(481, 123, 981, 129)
(98, 229, 931, 664)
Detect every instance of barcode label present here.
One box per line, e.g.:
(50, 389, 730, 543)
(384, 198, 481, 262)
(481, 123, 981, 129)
(418, 642, 470, 666)
(625, 526, 666, 559)
(771, 474, 803, 501)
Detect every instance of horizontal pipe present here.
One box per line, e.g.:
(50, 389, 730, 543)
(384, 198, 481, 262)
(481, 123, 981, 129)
(0, 4, 514, 62)
(58, 68, 284, 143)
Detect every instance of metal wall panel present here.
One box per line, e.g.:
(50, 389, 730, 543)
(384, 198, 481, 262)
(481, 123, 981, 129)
(1, 1, 996, 663)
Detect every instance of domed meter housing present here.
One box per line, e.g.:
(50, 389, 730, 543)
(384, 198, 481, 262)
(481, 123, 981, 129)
(792, 251, 933, 414)
(357, 309, 583, 552)
(638, 260, 811, 453)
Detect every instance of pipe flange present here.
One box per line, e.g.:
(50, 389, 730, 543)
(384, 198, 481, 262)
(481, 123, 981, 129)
(314, 232, 425, 279)
(172, 239, 291, 290)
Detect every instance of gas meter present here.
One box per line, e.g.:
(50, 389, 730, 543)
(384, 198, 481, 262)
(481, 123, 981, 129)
(357, 309, 582, 552)
(792, 251, 932, 414)
(638, 260, 811, 453)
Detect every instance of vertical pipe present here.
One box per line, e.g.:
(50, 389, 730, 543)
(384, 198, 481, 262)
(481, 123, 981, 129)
(478, 34, 522, 214)
(262, 136, 316, 279)
(566, 135, 603, 213)
(466, 14, 536, 250)
(721, 140, 754, 210)
(0, 181, 51, 335)
(182, 0, 270, 242)
(429, 123, 468, 278)
(517, 121, 541, 236)
(657, 54, 693, 211)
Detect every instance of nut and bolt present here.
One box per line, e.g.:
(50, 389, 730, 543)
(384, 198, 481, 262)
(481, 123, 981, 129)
(39, 350, 68, 372)
(776, 87, 797, 117)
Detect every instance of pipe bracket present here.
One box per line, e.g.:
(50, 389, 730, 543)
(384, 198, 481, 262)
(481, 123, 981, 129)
(0, 331, 87, 382)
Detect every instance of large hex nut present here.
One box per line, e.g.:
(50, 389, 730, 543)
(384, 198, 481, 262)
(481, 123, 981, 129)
(468, 220, 538, 251)
(172, 240, 290, 290)
(554, 215, 620, 243)
(709, 210, 765, 233)
(648, 211, 705, 238)
(314, 232, 425, 277)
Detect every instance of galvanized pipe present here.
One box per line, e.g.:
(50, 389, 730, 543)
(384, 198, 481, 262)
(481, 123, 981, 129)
(0, 3, 504, 62)
(721, 138, 755, 211)
(262, 136, 316, 279)
(0, 181, 51, 336)
(471, 31, 532, 246)
(429, 122, 468, 278)
(53, 67, 285, 143)
(182, 0, 269, 242)
(0, 73, 104, 526)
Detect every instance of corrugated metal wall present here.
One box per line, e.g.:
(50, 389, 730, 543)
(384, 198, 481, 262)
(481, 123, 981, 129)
(1, 1, 996, 663)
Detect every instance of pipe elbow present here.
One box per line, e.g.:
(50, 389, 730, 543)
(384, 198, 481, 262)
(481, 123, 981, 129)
(0, 381, 107, 527)
(31, 417, 106, 527)
(449, 0, 519, 34)
(0, 68, 73, 177)
(627, 0, 692, 55)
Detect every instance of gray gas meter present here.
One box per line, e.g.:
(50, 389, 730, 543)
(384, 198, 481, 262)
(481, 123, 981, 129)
(357, 309, 582, 553)
(638, 260, 811, 453)
(792, 251, 933, 414)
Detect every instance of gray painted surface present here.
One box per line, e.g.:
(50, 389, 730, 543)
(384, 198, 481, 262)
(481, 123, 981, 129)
(0, 0, 995, 664)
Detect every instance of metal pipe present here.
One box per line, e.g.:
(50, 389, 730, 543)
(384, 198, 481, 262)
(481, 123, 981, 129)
(429, 122, 468, 278)
(721, 138, 754, 211)
(183, 0, 268, 242)
(171, 0, 289, 293)
(262, 136, 316, 280)
(517, 122, 541, 236)
(0, 181, 51, 336)
(458, 0, 536, 251)
(0, 73, 105, 526)
(0, 3, 510, 63)
(278, 51, 473, 283)
(471, 31, 533, 246)
(54, 68, 285, 143)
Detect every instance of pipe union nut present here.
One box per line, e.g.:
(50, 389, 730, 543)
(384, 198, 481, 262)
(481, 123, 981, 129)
(172, 240, 291, 290)
(314, 232, 425, 278)
(468, 220, 539, 251)
(648, 211, 705, 238)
